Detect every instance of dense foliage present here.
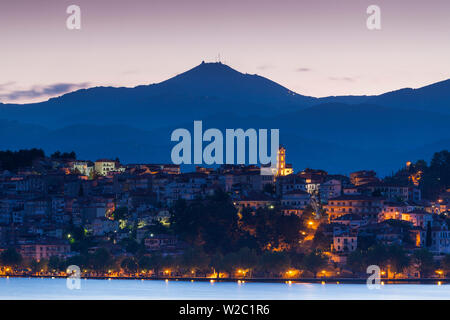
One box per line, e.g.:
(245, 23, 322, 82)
(387, 150, 450, 199)
(0, 148, 77, 172)
(170, 190, 306, 254)
(0, 148, 45, 172)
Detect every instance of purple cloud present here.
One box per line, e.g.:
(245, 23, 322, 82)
(0, 83, 90, 101)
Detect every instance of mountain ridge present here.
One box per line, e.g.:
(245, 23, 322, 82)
(0, 62, 449, 174)
(1, 62, 448, 113)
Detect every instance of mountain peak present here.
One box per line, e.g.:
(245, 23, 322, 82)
(152, 61, 320, 110)
(167, 61, 242, 83)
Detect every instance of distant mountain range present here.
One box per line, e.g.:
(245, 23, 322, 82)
(0, 62, 449, 175)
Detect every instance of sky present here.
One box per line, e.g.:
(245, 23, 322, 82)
(0, 0, 449, 103)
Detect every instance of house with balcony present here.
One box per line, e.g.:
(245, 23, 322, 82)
(325, 195, 385, 222)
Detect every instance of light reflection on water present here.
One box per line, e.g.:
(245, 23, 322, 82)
(0, 278, 448, 300)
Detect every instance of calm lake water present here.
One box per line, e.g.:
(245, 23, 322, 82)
(0, 278, 449, 300)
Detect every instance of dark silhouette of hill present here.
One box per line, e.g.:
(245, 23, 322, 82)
(317, 79, 450, 114)
(365, 79, 450, 114)
(0, 62, 317, 129)
(273, 103, 450, 150)
(0, 62, 449, 174)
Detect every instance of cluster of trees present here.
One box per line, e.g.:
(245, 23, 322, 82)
(170, 190, 311, 255)
(0, 246, 329, 278)
(239, 205, 305, 252)
(170, 247, 328, 279)
(0, 148, 77, 172)
(388, 150, 450, 199)
(170, 191, 241, 253)
(419, 150, 450, 199)
(0, 148, 45, 172)
(0, 248, 22, 268)
(50, 151, 76, 160)
(0, 247, 120, 275)
(347, 244, 445, 278)
(3, 244, 450, 279)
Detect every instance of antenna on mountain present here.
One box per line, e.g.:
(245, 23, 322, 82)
(218, 53, 221, 63)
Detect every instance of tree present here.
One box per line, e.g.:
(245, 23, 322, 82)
(147, 253, 165, 276)
(366, 245, 389, 270)
(220, 252, 239, 276)
(29, 259, 40, 273)
(160, 255, 179, 276)
(65, 254, 89, 271)
(241, 205, 303, 251)
(300, 205, 315, 226)
(138, 256, 153, 273)
(217, 248, 259, 278)
(209, 252, 225, 276)
(90, 248, 114, 273)
(346, 250, 366, 276)
(441, 255, 450, 277)
(415, 160, 428, 172)
(357, 235, 376, 251)
(302, 251, 327, 278)
(120, 238, 140, 255)
(180, 247, 210, 276)
(235, 247, 259, 277)
(37, 259, 49, 273)
(419, 150, 450, 199)
(170, 190, 241, 254)
(312, 228, 331, 251)
(413, 249, 435, 278)
(0, 248, 22, 269)
(48, 256, 62, 272)
(289, 252, 305, 272)
(276, 213, 303, 249)
(66, 226, 94, 254)
(387, 150, 450, 200)
(387, 246, 410, 278)
(51, 151, 61, 159)
(51, 151, 76, 160)
(259, 251, 291, 277)
(121, 257, 138, 274)
(0, 148, 45, 172)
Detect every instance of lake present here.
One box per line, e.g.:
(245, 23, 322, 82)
(0, 277, 448, 300)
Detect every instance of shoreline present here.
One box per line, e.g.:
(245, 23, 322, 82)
(0, 274, 447, 284)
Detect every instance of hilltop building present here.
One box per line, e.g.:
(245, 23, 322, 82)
(72, 161, 94, 177)
(95, 159, 117, 176)
(276, 146, 293, 177)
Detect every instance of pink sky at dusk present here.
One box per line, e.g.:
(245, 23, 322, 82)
(0, 0, 449, 103)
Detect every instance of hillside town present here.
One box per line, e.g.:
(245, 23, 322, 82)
(0, 147, 449, 280)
